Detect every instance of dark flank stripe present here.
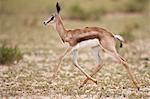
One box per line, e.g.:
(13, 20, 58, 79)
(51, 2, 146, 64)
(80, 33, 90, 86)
(76, 34, 99, 43)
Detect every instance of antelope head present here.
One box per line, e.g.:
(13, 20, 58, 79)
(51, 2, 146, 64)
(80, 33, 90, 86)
(43, 2, 61, 26)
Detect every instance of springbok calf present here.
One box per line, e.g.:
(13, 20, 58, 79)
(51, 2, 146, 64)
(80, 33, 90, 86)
(44, 2, 139, 89)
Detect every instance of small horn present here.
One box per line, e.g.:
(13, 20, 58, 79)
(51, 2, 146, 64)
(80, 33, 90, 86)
(56, 2, 61, 14)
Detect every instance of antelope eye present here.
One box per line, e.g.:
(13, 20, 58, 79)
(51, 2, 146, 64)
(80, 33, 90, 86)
(50, 16, 54, 21)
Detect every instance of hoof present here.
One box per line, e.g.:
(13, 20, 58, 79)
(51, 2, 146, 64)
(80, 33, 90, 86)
(90, 78, 97, 84)
(93, 79, 97, 84)
(79, 85, 83, 89)
(95, 80, 98, 84)
(137, 87, 140, 91)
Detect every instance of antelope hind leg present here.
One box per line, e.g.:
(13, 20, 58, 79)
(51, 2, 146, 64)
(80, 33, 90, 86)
(79, 46, 104, 88)
(71, 49, 97, 84)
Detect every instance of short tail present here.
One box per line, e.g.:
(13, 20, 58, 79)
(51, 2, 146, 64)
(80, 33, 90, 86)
(114, 34, 125, 48)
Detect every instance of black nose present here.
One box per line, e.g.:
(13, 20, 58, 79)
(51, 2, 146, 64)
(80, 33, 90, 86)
(43, 21, 47, 26)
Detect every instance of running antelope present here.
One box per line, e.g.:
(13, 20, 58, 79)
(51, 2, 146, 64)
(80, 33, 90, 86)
(44, 2, 139, 89)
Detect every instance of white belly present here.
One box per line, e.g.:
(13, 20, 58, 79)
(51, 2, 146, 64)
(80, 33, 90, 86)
(72, 39, 100, 50)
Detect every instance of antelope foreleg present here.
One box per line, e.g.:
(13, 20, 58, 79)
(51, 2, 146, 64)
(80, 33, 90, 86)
(52, 46, 72, 79)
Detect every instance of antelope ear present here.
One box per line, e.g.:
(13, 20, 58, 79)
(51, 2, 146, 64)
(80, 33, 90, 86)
(56, 2, 61, 14)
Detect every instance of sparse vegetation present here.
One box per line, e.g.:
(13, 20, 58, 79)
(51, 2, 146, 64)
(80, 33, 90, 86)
(120, 32, 135, 42)
(68, 3, 107, 20)
(124, 0, 149, 13)
(120, 21, 141, 41)
(0, 43, 22, 65)
(67, 0, 149, 20)
(0, 0, 149, 98)
(68, 3, 87, 20)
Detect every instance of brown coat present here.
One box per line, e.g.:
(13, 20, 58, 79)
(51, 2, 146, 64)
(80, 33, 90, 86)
(65, 27, 115, 46)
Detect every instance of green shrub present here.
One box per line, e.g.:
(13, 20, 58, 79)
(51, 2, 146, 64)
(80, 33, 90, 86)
(120, 32, 135, 42)
(0, 43, 23, 65)
(125, 0, 149, 12)
(89, 7, 107, 20)
(120, 21, 140, 41)
(68, 4, 107, 20)
(68, 4, 87, 20)
(124, 22, 140, 33)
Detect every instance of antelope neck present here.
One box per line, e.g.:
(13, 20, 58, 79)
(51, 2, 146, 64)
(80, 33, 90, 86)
(56, 15, 66, 42)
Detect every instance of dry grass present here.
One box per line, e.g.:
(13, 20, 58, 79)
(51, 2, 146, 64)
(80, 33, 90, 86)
(0, 0, 150, 98)
(0, 39, 150, 98)
(0, 16, 150, 98)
